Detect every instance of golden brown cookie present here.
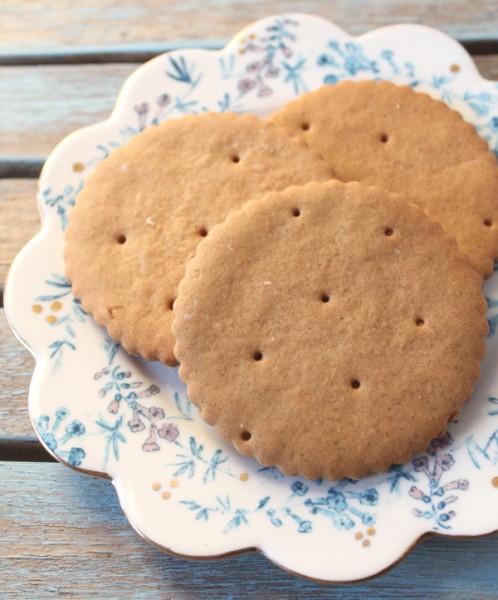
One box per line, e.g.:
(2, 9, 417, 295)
(64, 112, 333, 365)
(269, 80, 498, 278)
(173, 180, 487, 480)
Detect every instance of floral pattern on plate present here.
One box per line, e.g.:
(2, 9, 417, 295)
(5, 14, 498, 582)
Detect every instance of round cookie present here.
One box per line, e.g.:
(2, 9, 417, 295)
(269, 80, 498, 278)
(173, 180, 487, 481)
(64, 112, 333, 365)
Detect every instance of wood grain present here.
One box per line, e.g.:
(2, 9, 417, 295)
(1, 0, 498, 60)
(0, 180, 40, 286)
(1, 3, 498, 596)
(0, 436, 54, 461)
(0, 310, 34, 437)
(0, 64, 136, 162)
(0, 461, 497, 598)
(1, 57, 498, 164)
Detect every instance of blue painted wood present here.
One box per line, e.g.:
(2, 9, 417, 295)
(1, 0, 498, 59)
(1, 2, 498, 596)
(1, 462, 497, 598)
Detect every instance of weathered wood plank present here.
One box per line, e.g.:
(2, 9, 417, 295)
(0, 64, 136, 163)
(475, 54, 498, 80)
(0, 180, 40, 286)
(0, 436, 54, 461)
(1, 461, 497, 597)
(0, 310, 34, 437)
(1, 0, 498, 60)
(1, 57, 498, 165)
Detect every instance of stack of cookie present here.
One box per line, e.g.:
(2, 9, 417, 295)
(65, 81, 497, 480)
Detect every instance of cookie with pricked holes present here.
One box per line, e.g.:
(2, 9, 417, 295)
(173, 180, 487, 480)
(64, 112, 333, 365)
(270, 80, 498, 278)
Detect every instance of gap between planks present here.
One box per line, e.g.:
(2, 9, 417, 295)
(0, 436, 55, 462)
(1, 38, 498, 66)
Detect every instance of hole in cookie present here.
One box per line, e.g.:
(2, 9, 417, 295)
(484, 219, 493, 227)
(198, 227, 208, 237)
(167, 298, 175, 310)
(301, 123, 310, 131)
(240, 430, 252, 441)
(321, 293, 330, 303)
(351, 379, 361, 389)
(380, 134, 389, 143)
(253, 351, 263, 361)
(231, 154, 240, 163)
(384, 227, 394, 237)
(292, 208, 301, 217)
(116, 234, 127, 244)
(415, 317, 425, 327)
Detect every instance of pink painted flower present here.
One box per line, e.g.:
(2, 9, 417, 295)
(157, 422, 179, 442)
(142, 426, 160, 452)
(257, 80, 272, 97)
(148, 406, 165, 421)
(135, 403, 149, 418)
(413, 456, 429, 472)
(247, 60, 263, 74)
(431, 431, 451, 449)
(157, 93, 171, 107)
(138, 384, 160, 398)
(128, 418, 145, 432)
(108, 399, 120, 414)
(438, 453, 455, 471)
(238, 78, 257, 94)
(134, 102, 149, 116)
(142, 439, 160, 452)
(266, 64, 279, 78)
(281, 45, 292, 58)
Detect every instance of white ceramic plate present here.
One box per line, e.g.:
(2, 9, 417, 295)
(5, 13, 498, 583)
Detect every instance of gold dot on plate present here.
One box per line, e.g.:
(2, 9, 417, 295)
(367, 527, 376, 536)
(240, 473, 249, 481)
(354, 532, 363, 540)
(162, 491, 171, 500)
(362, 539, 371, 548)
(170, 479, 179, 488)
(72, 162, 85, 172)
(450, 64, 460, 73)
(249, 34, 256, 40)
(50, 300, 62, 311)
(152, 482, 161, 491)
(32, 304, 43, 313)
(239, 49, 246, 55)
(46, 315, 57, 324)
(239, 37, 246, 44)
(492, 476, 498, 488)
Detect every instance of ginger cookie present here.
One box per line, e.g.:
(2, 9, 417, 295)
(270, 80, 498, 278)
(173, 181, 487, 480)
(64, 113, 333, 365)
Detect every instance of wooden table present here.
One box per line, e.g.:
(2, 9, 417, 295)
(1, 1, 498, 596)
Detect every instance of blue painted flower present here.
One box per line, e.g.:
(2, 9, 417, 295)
(41, 432, 57, 452)
(358, 489, 378, 506)
(324, 489, 348, 512)
(55, 407, 69, 420)
(291, 481, 309, 497)
(489, 116, 498, 133)
(64, 420, 85, 438)
(67, 447, 86, 466)
(324, 74, 339, 85)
